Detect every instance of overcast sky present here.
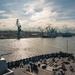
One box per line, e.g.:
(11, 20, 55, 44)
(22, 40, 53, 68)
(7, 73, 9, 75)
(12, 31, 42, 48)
(0, 0, 75, 30)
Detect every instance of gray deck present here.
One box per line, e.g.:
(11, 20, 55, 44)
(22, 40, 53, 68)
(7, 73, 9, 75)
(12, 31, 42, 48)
(12, 57, 75, 75)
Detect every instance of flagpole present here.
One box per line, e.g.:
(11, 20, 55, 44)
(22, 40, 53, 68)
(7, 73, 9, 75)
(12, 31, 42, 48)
(66, 40, 68, 53)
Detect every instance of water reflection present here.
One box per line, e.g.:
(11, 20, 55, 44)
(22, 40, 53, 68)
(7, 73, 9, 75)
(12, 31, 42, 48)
(0, 37, 75, 62)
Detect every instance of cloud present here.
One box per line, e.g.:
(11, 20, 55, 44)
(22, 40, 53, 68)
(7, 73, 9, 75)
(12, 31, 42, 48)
(23, 4, 35, 15)
(0, 0, 75, 30)
(23, 0, 44, 15)
(0, 17, 17, 30)
(27, 1, 57, 28)
(30, 7, 57, 21)
(2, 14, 14, 18)
(39, 0, 45, 3)
(52, 21, 75, 29)
(0, 10, 5, 14)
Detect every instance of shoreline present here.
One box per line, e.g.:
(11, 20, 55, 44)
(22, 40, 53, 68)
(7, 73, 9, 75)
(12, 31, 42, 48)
(0, 36, 74, 39)
(0, 30, 75, 39)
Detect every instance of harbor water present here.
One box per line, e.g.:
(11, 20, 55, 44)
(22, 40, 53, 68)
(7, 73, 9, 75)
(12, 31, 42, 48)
(0, 37, 75, 62)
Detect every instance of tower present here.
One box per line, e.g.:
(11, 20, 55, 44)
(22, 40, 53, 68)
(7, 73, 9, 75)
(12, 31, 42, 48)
(16, 19, 21, 39)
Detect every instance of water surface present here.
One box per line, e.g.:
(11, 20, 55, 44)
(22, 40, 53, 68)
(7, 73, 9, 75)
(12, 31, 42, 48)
(0, 37, 75, 62)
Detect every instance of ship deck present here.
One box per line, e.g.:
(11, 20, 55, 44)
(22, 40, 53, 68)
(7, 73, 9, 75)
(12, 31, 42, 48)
(12, 57, 75, 75)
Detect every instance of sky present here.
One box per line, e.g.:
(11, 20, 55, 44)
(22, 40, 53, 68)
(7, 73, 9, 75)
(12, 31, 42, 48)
(0, 0, 75, 31)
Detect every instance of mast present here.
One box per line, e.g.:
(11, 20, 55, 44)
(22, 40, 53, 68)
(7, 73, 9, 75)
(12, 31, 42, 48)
(66, 40, 68, 53)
